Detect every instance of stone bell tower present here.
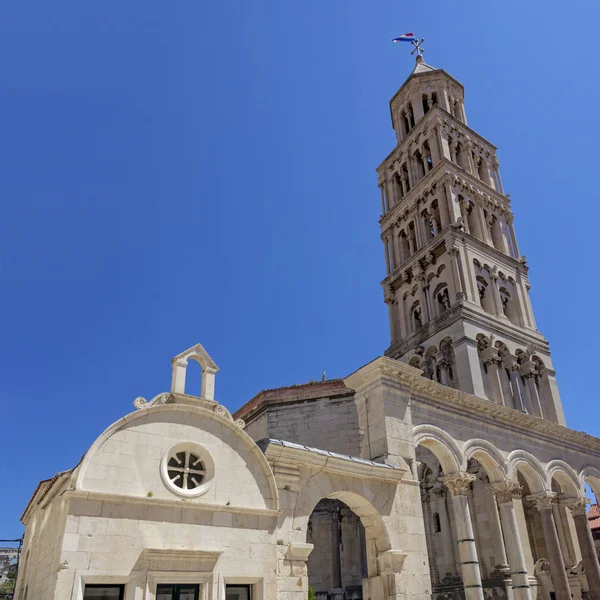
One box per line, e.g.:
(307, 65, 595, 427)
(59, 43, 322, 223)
(377, 54, 566, 425)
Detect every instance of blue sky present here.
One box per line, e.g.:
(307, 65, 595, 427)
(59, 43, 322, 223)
(1, 1, 598, 536)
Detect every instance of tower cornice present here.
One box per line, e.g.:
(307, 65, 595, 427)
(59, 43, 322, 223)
(388, 69, 464, 111)
(377, 105, 498, 176)
(384, 301, 549, 360)
(380, 226, 527, 288)
(379, 159, 511, 231)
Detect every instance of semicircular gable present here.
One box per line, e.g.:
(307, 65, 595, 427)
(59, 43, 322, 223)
(75, 404, 278, 511)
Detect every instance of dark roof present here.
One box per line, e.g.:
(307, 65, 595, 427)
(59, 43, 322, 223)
(233, 379, 352, 422)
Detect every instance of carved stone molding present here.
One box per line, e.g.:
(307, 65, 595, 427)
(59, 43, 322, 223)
(527, 492, 557, 511)
(562, 496, 591, 517)
(439, 472, 476, 496)
(133, 393, 173, 410)
(490, 480, 523, 504)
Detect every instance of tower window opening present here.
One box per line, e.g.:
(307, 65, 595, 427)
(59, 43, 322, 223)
(411, 304, 422, 331)
(433, 513, 441, 533)
(422, 94, 429, 115)
(476, 276, 494, 314)
(432, 92, 438, 105)
(436, 287, 450, 312)
(403, 113, 410, 136)
(410, 110, 415, 129)
(394, 173, 403, 202)
(408, 221, 417, 252)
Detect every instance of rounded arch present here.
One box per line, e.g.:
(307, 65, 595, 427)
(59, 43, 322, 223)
(292, 484, 393, 577)
(74, 404, 279, 511)
(580, 466, 600, 499)
(462, 439, 508, 483)
(409, 356, 421, 368)
(507, 449, 547, 493)
(547, 460, 582, 497)
(413, 424, 464, 474)
(425, 345, 438, 358)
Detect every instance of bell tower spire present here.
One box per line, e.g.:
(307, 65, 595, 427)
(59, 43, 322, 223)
(377, 55, 565, 425)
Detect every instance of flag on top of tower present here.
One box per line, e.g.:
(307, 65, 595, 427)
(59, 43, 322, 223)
(392, 33, 417, 43)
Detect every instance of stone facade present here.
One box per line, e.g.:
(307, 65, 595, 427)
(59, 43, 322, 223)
(15, 56, 600, 600)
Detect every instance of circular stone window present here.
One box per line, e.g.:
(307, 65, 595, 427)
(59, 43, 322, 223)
(161, 443, 214, 498)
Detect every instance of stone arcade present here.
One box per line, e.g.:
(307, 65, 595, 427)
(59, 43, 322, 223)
(16, 56, 600, 600)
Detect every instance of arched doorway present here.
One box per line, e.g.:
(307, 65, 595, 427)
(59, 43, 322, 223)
(307, 499, 367, 599)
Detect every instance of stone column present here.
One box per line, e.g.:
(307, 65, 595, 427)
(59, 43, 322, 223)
(491, 482, 533, 600)
(564, 497, 600, 600)
(397, 292, 406, 340)
(503, 356, 526, 412)
(447, 242, 467, 301)
(330, 504, 342, 591)
(383, 236, 391, 274)
(171, 359, 188, 394)
(481, 348, 505, 405)
(385, 288, 398, 344)
(440, 473, 485, 600)
(414, 266, 429, 324)
(493, 159, 505, 194)
(421, 490, 440, 583)
(401, 173, 409, 197)
(433, 485, 459, 575)
(519, 362, 543, 418)
(528, 493, 571, 600)
(507, 217, 520, 259)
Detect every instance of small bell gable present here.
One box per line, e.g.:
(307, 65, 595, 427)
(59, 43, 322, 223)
(170, 343, 219, 400)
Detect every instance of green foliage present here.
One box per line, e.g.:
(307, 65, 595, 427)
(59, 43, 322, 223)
(308, 586, 316, 600)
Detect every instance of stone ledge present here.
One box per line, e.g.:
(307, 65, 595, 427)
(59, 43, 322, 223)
(345, 356, 600, 456)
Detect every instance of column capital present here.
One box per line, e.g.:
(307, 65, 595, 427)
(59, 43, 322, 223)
(481, 347, 501, 366)
(527, 492, 557, 511)
(562, 496, 591, 517)
(439, 472, 476, 496)
(490, 480, 523, 504)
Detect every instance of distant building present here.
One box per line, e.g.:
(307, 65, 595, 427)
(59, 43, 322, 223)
(0, 547, 19, 583)
(589, 505, 600, 557)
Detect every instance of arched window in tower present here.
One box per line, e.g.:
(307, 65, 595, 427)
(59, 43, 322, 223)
(399, 231, 410, 262)
(409, 107, 415, 129)
(393, 173, 403, 203)
(422, 210, 434, 241)
(430, 200, 442, 233)
(476, 276, 494, 314)
(431, 92, 438, 106)
(422, 141, 433, 172)
(402, 163, 411, 193)
(433, 513, 441, 533)
(415, 151, 426, 181)
(408, 221, 417, 252)
(435, 284, 451, 314)
(500, 287, 519, 325)
(422, 94, 429, 115)
(410, 302, 422, 332)
(403, 111, 410, 137)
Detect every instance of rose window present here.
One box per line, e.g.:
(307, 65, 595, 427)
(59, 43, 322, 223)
(166, 451, 206, 491)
